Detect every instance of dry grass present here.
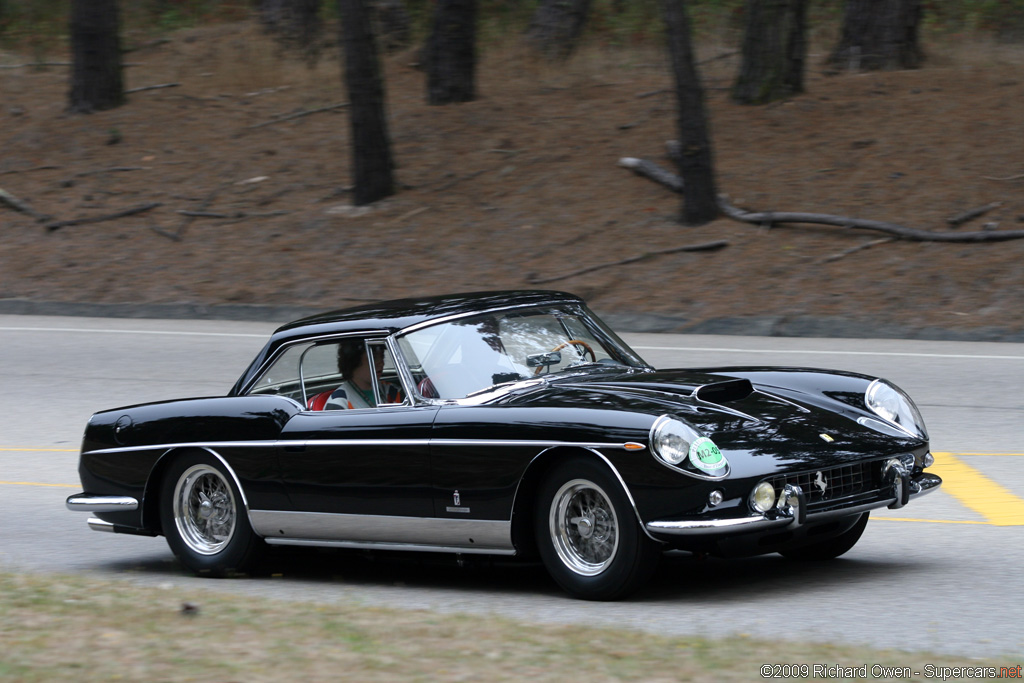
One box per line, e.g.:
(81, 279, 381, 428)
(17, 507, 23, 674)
(0, 571, 1010, 681)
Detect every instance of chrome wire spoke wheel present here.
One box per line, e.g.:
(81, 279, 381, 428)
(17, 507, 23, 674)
(173, 464, 237, 556)
(549, 479, 619, 576)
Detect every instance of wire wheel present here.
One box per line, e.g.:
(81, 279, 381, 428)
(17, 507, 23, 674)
(172, 464, 237, 556)
(549, 478, 619, 576)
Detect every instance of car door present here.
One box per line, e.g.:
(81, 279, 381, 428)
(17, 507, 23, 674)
(278, 403, 438, 517)
(274, 337, 437, 518)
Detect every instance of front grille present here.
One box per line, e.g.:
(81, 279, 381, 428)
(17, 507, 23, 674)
(771, 461, 879, 505)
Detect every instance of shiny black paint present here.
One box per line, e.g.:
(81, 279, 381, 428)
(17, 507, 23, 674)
(73, 291, 933, 559)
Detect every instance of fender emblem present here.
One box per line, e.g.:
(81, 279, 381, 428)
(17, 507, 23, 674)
(819, 433, 835, 443)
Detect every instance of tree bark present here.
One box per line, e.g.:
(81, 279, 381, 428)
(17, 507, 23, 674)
(373, 0, 412, 53)
(426, 0, 477, 105)
(525, 0, 593, 60)
(68, 0, 124, 113)
(659, 0, 718, 226)
(261, 0, 322, 64)
(338, 0, 395, 205)
(828, 0, 923, 71)
(732, 0, 806, 105)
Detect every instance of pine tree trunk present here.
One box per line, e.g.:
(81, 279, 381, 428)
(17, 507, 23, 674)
(426, 0, 477, 105)
(660, 0, 718, 226)
(68, 0, 124, 113)
(732, 0, 806, 105)
(525, 0, 593, 60)
(338, 0, 395, 205)
(828, 0, 923, 70)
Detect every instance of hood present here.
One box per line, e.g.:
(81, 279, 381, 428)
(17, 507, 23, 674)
(504, 367, 924, 475)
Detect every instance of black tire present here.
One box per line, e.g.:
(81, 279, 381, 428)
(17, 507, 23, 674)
(535, 457, 660, 600)
(779, 512, 870, 561)
(158, 452, 263, 576)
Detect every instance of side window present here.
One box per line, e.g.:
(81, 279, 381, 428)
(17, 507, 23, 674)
(246, 338, 407, 409)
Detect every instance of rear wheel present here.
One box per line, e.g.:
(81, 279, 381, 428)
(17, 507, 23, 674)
(779, 512, 869, 561)
(535, 457, 660, 600)
(159, 452, 263, 576)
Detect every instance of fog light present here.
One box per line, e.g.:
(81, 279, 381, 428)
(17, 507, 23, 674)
(708, 489, 724, 507)
(750, 482, 776, 513)
(923, 452, 935, 468)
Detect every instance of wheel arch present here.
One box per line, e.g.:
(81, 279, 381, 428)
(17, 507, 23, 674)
(510, 446, 653, 557)
(143, 446, 252, 536)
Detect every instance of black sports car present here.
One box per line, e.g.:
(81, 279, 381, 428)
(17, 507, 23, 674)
(67, 291, 940, 599)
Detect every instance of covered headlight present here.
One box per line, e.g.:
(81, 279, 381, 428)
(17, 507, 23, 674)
(650, 416, 728, 477)
(865, 379, 928, 439)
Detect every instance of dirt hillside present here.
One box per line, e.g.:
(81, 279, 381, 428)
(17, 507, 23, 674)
(2, 22, 1022, 339)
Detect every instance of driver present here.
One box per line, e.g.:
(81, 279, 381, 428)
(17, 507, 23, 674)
(322, 341, 402, 410)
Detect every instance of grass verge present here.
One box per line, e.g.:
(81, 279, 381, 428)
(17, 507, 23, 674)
(0, 571, 1013, 681)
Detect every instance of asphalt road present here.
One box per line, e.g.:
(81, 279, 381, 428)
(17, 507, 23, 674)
(2, 315, 1022, 659)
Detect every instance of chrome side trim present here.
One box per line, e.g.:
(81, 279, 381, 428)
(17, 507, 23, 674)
(66, 494, 139, 512)
(264, 538, 517, 556)
(83, 437, 642, 456)
(87, 518, 116, 533)
(249, 510, 514, 552)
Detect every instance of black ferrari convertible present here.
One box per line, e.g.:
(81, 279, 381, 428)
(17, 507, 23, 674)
(67, 291, 940, 599)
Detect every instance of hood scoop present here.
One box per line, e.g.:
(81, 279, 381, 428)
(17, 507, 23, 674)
(693, 378, 754, 404)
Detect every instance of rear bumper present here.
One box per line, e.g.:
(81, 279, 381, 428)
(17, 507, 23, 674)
(647, 471, 941, 537)
(66, 493, 139, 513)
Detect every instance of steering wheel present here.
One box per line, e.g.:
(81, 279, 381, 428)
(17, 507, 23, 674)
(534, 339, 596, 375)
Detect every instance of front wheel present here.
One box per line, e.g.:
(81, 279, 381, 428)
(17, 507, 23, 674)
(535, 457, 660, 600)
(159, 452, 263, 576)
(779, 512, 869, 561)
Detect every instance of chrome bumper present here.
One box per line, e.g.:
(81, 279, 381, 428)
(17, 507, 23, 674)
(647, 471, 941, 537)
(66, 493, 139, 513)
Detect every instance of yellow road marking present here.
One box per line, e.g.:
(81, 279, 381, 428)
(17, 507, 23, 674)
(930, 452, 1024, 526)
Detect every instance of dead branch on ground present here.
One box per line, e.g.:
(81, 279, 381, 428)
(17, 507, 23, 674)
(0, 187, 51, 222)
(245, 102, 349, 131)
(46, 202, 161, 232)
(125, 82, 180, 94)
(619, 156, 1024, 244)
(947, 202, 1002, 227)
(819, 238, 895, 264)
(528, 240, 729, 285)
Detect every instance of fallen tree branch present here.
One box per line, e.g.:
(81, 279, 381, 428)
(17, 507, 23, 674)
(528, 240, 729, 284)
(0, 187, 51, 222)
(174, 209, 289, 220)
(125, 82, 180, 94)
(618, 156, 1024, 243)
(618, 157, 684, 193)
(946, 202, 1001, 227)
(46, 202, 161, 232)
(245, 102, 349, 130)
(717, 198, 1024, 242)
(819, 238, 895, 264)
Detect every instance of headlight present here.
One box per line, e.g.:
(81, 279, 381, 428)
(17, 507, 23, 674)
(650, 416, 728, 476)
(750, 482, 777, 513)
(865, 379, 928, 439)
(650, 416, 696, 465)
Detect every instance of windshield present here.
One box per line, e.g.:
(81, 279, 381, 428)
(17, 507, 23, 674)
(396, 305, 648, 400)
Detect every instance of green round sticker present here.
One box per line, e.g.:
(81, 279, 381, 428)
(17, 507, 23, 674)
(688, 437, 726, 473)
